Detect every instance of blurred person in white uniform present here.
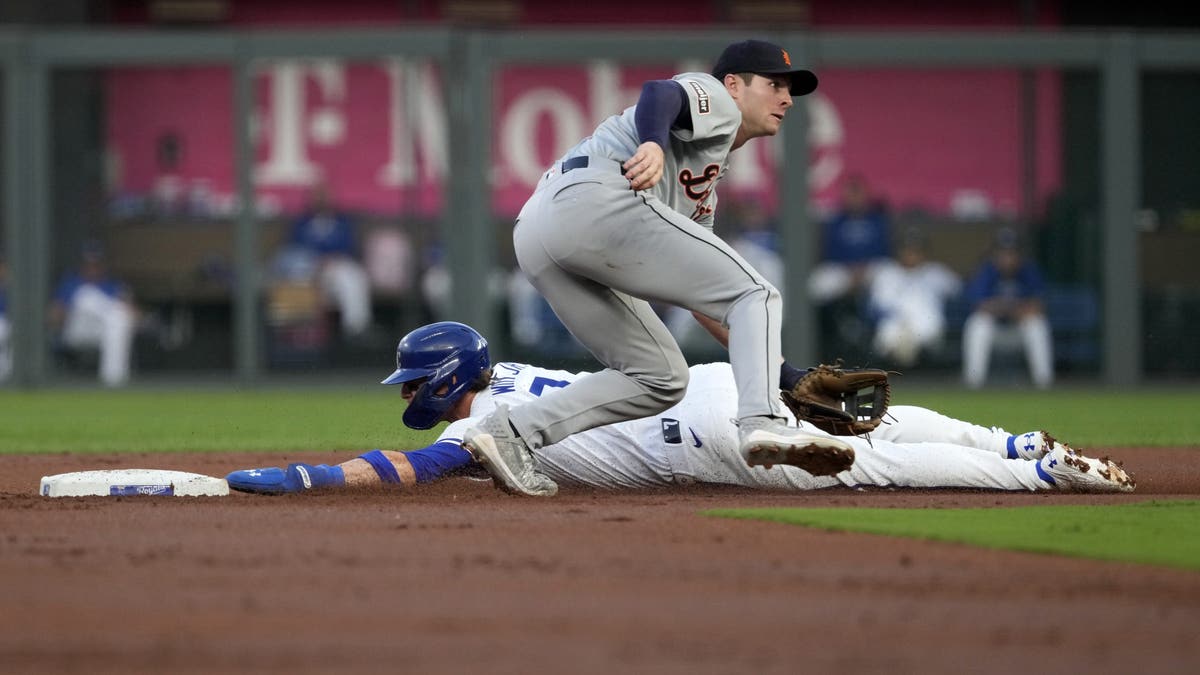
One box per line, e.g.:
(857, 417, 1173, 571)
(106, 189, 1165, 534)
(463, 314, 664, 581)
(866, 227, 961, 366)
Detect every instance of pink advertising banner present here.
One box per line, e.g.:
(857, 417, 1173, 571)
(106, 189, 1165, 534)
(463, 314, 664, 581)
(105, 60, 1061, 222)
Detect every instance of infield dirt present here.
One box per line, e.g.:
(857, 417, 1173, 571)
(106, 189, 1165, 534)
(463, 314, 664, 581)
(2, 447, 1198, 674)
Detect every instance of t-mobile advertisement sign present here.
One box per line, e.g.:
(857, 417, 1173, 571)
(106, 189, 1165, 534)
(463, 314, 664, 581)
(105, 59, 1060, 221)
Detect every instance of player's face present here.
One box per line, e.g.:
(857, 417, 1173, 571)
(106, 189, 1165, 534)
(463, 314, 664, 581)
(733, 74, 794, 138)
(398, 377, 452, 403)
(399, 377, 429, 402)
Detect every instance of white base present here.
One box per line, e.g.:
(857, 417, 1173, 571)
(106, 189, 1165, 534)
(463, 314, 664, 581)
(40, 469, 230, 497)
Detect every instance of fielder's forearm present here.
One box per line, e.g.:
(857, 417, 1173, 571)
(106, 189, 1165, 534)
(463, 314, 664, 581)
(692, 310, 728, 347)
(692, 310, 803, 391)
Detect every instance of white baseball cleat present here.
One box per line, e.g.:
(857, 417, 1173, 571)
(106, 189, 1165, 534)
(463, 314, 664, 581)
(1037, 444, 1135, 493)
(463, 404, 558, 497)
(738, 416, 855, 476)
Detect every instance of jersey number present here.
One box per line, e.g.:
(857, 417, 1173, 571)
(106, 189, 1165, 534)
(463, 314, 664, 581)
(530, 376, 569, 396)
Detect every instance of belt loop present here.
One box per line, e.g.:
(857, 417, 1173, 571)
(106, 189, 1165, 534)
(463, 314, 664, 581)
(561, 156, 589, 174)
(560, 155, 627, 176)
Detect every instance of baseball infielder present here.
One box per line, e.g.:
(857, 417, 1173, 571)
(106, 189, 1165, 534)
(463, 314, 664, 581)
(462, 39, 846, 497)
(226, 322, 1134, 496)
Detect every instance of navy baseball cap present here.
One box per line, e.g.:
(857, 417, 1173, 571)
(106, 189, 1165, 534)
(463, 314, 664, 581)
(712, 39, 818, 96)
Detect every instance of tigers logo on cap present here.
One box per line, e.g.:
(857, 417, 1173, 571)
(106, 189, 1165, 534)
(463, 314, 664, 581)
(781, 49, 791, 66)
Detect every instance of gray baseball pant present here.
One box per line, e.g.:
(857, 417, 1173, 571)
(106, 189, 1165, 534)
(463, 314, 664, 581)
(509, 157, 784, 450)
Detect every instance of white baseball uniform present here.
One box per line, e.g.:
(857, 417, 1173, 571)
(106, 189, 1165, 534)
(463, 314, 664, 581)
(59, 285, 135, 387)
(432, 362, 1053, 492)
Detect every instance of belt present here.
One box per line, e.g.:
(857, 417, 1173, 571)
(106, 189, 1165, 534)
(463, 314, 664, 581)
(561, 155, 626, 176)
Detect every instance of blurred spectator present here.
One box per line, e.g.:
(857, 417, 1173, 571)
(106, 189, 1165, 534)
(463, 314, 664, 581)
(362, 227, 415, 297)
(277, 182, 373, 339)
(420, 242, 507, 325)
(809, 173, 894, 305)
(962, 227, 1054, 389)
(866, 227, 961, 367)
(727, 199, 783, 291)
(419, 243, 452, 321)
(507, 268, 585, 358)
(49, 242, 137, 387)
(0, 253, 10, 382)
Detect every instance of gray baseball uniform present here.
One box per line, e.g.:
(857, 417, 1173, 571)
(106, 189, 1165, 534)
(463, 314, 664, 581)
(509, 72, 784, 450)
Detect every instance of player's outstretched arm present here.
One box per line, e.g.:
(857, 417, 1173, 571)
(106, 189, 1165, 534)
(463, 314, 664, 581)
(225, 441, 475, 494)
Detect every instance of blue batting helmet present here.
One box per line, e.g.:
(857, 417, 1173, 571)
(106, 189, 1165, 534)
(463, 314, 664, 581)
(381, 321, 490, 430)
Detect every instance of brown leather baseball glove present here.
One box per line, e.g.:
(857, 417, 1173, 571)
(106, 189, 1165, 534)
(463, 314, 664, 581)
(780, 363, 891, 436)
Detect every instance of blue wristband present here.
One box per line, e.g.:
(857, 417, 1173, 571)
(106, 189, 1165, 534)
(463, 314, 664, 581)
(358, 449, 402, 484)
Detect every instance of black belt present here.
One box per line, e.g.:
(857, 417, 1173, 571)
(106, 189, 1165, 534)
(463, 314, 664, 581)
(561, 156, 626, 175)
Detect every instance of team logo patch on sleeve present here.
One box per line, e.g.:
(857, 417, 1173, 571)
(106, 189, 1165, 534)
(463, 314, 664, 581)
(686, 80, 710, 115)
(661, 418, 683, 445)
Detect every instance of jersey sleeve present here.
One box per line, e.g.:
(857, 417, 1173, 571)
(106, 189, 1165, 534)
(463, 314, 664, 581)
(670, 73, 740, 143)
(402, 440, 475, 483)
(634, 79, 690, 149)
(435, 418, 473, 446)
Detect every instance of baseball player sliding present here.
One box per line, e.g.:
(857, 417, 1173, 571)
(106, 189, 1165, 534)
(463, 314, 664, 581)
(457, 39, 847, 496)
(225, 322, 1134, 496)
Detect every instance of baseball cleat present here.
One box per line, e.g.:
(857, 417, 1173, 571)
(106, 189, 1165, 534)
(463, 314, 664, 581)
(1036, 445, 1135, 493)
(738, 416, 856, 476)
(225, 463, 341, 495)
(462, 404, 558, 497)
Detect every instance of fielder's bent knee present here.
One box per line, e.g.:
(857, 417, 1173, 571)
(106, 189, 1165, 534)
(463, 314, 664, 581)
(723, 281, 780, 324)
(640, 353, 689, 410)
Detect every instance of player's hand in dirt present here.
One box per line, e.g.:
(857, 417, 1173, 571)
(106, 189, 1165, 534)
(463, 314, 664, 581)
(624, 142, 665, 191)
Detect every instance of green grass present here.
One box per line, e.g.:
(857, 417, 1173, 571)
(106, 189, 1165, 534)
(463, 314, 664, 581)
(6, 386, 1193, 572)
(708, 500, 1200, 571)
(892, 389, 1200, 447)
(0, 390, 440, 454)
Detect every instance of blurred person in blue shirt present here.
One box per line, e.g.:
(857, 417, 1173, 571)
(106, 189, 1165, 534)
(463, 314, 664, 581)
(808, 173, 894, 305)
(49, 242, 137, 387)
(278, 182, 373, 338)
(962, 227, 1054, 389)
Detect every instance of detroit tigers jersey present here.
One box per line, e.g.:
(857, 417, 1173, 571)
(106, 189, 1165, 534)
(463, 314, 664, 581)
(556, 72, 740, 226)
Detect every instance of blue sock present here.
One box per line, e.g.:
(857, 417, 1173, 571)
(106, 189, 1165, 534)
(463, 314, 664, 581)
(780, 361, 806, 391)
(1035, 457, 1056, 485)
